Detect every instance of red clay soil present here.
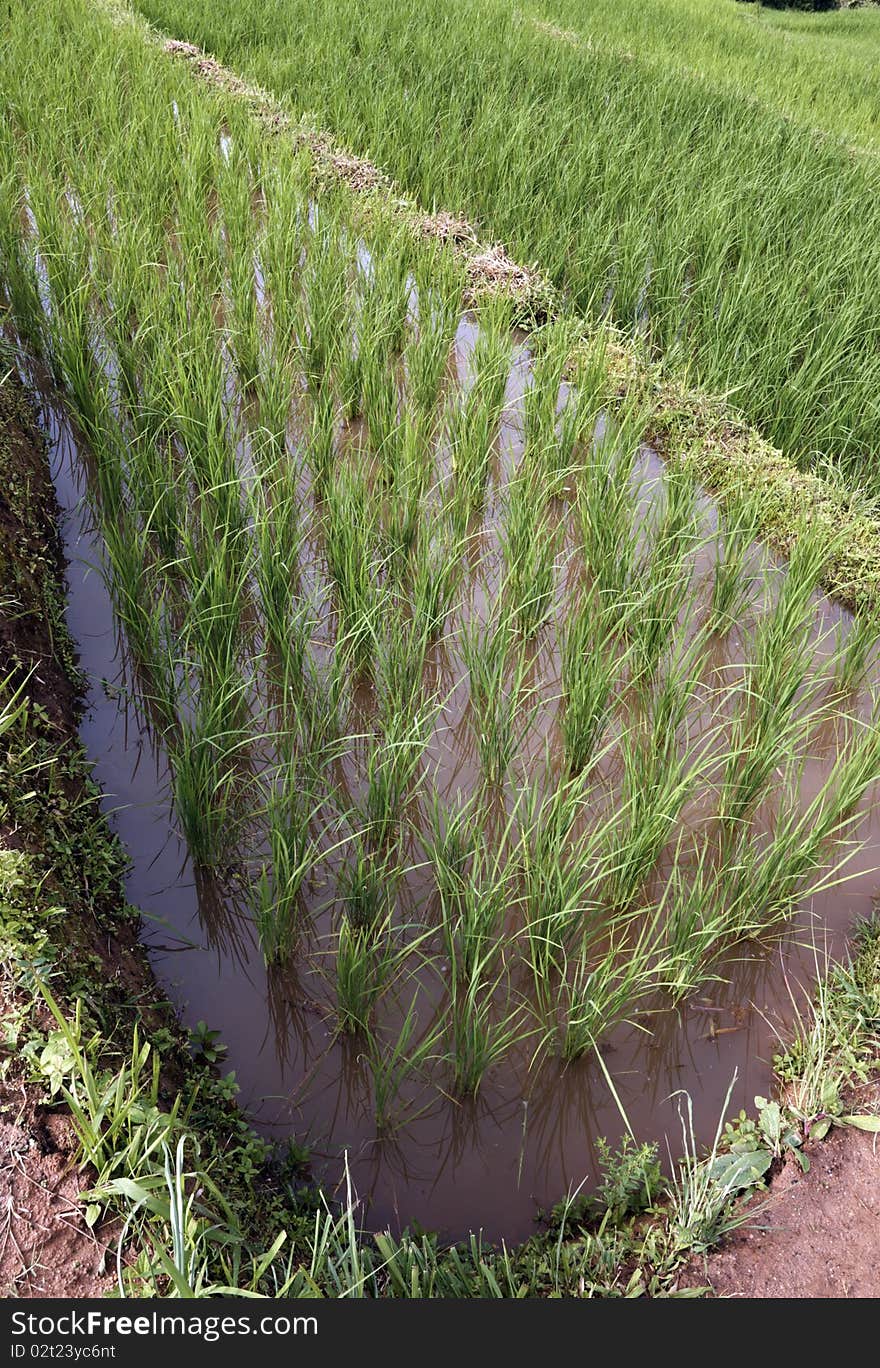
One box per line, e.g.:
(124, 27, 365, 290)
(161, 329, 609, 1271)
(0, 1096, 116, 1298)
(685, 1085, 880, 1298)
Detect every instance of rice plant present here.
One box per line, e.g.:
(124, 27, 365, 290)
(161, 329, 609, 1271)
(139, 0, 880, 489)
(444, 966, 528, 1098)
(335, 913, 396, 1035)
(323, 461, 386, 673)
(447, 301, 513, 513)
(254, 762, 322, 962)
(461, 606, 536, 788)
(577, 401, 648, 609)
(707, 489, 763, 638)
(500, 471, 558, 639)
(560, 583, 625, 776)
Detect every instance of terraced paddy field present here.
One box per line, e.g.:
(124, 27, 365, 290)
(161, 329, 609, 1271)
(1, 0, 880, 1299)
(135, 0, 880, 487)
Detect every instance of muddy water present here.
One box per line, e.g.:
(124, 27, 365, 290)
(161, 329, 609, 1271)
(30, 326, 880, 1245)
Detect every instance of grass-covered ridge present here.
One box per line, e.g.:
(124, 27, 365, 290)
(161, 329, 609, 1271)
(129, 0, 880, 490)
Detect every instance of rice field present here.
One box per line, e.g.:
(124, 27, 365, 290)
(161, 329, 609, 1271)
(3, 0, 880, 1237)
(131, 0, 880, 491)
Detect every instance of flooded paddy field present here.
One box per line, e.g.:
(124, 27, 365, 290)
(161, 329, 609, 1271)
(4, 0, 880, 1247)
(20, 329, 880, 1241)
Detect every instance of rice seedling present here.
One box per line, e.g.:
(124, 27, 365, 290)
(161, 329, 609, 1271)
(545, 337, 609, 503)
(358, 699, 433, 849)
(447, 301, 513, 513)
(728, 717, 880, 939)
(603, 660, 700, 914)
(379, 410, 435, 576)
(249, 469, 311, 722)
(362, 342, 402, 467)
(169, 675, 252, 871)
(426, 793, 511, 984)
(656, 846, 728, 1006)
(559, 583, 625, 776)
(335, 913, 396, 1035)
(833, 602, 880, 697)
(515, 768, 613, 1014)
(499, 471, 558, 639)
(559, 909, 661, 1062)
(253, 761, 323, 962)
(444, 964, 529, 1098)
(366, 996, 442, 1132)
(461, 606, 536, 788)
(409, 521, 463, 644)
(323, 461, 387, 673)
(260, 158, 308, 360)
(706, 488, 763, 638)
(521, 322, 573, 474)
(216, 137, 263, 389)
(338, 836, 401, 931)
(359, 225, 413, 364)
(628, 465, 700, 680)
(577, 401, 648, 609)
(297, 206, 351, 398)
(306, 381, 338, 494)
(717, 529, 832, 833)
(407, 254, 462, 416)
